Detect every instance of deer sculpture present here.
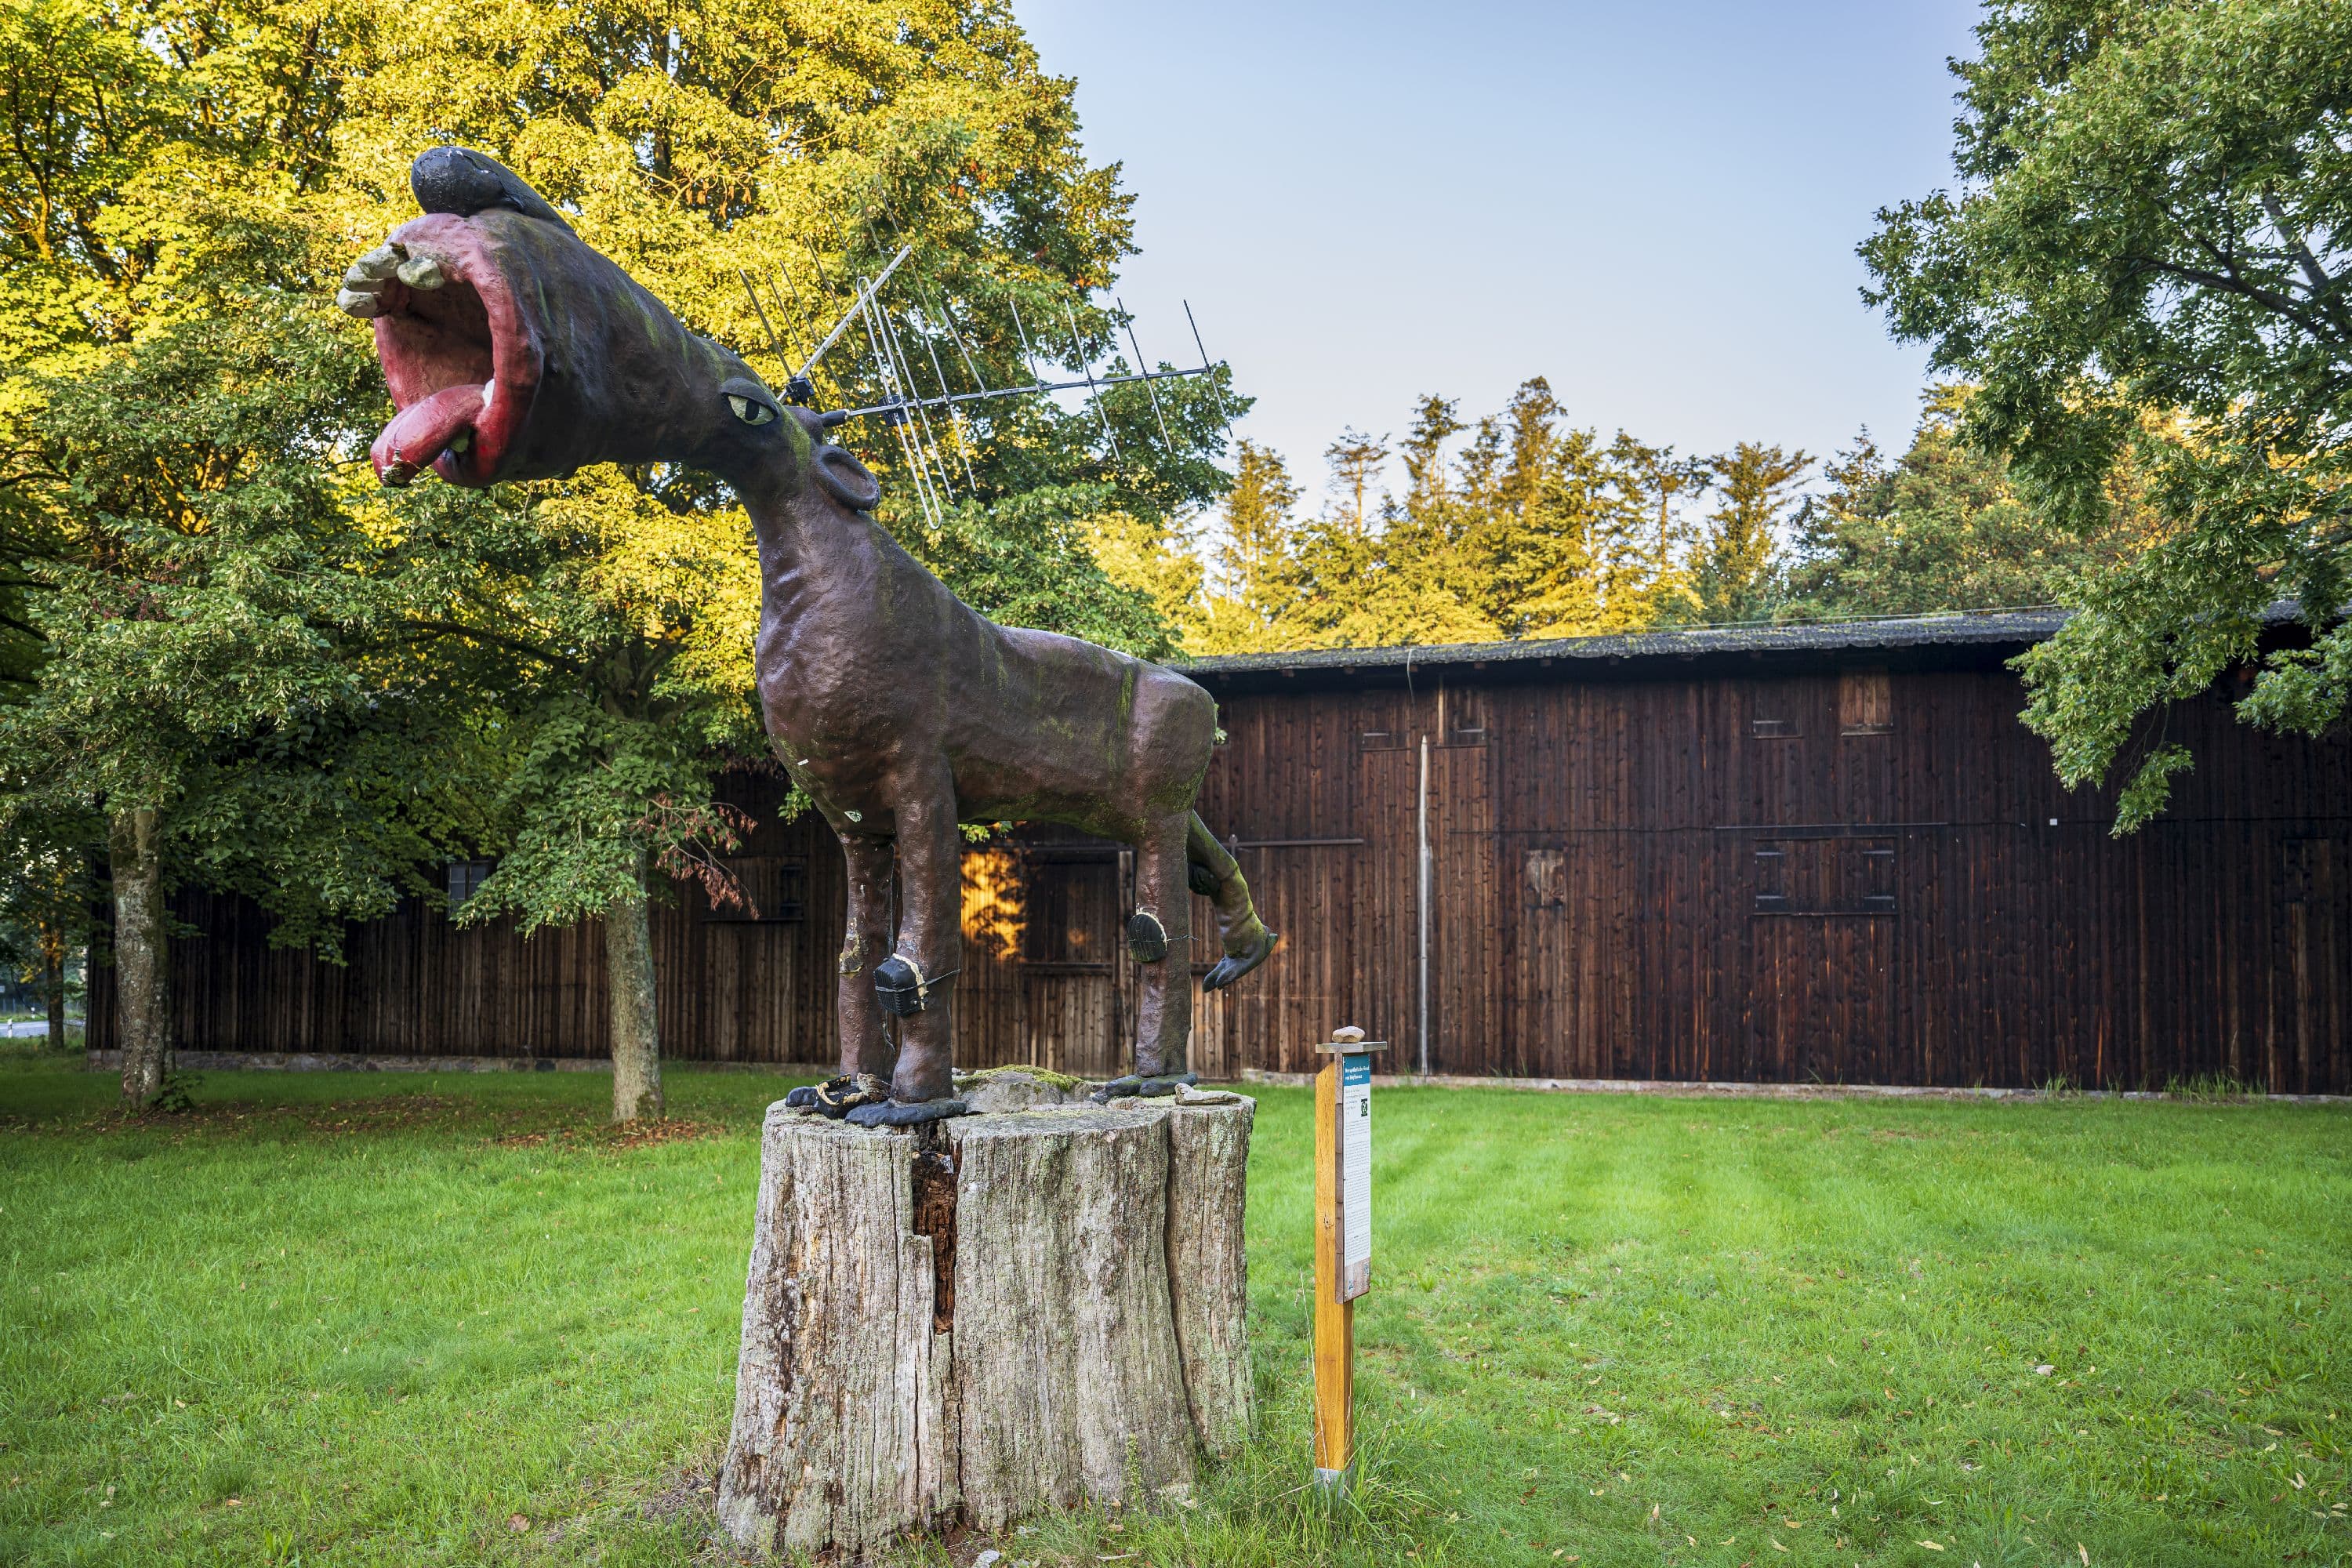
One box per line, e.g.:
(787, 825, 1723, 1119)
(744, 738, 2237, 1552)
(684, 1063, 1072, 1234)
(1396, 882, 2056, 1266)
(339, 148, 1279, 1125)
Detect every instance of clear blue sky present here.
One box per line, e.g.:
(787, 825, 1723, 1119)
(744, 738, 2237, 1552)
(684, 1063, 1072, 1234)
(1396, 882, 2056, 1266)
(1018, 0, 1985, 511)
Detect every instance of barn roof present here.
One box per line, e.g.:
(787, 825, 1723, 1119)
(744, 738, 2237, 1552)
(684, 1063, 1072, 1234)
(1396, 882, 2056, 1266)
(1176, 608, 2073, 691)
(1174, 602, 2316, 694)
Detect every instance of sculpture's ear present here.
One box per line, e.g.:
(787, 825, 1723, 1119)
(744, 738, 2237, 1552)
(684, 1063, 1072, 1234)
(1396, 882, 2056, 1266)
(811, 444, 882, 512)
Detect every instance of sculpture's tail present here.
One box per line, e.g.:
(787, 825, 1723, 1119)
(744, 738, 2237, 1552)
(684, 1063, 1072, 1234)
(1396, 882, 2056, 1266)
(1186, 814, 1279, 991)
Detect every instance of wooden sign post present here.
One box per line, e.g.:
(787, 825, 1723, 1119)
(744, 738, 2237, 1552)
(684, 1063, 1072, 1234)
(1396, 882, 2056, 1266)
(1313, 1025, 1385, 1495)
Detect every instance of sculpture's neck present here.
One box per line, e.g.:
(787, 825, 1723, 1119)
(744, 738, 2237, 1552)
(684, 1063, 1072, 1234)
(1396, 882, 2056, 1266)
(728, 456, 856, 618)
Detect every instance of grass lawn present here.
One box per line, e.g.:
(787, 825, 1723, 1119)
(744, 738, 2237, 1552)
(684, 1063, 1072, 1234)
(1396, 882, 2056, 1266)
(2, 1053, 2347, 1567)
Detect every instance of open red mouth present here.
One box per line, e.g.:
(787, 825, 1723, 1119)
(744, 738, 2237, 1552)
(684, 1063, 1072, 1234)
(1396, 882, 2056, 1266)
(365, 215, 541, 487)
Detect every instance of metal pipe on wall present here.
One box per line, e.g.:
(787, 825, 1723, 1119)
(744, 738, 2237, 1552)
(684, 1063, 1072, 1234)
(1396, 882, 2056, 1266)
(1417, 732, 1431, 1078)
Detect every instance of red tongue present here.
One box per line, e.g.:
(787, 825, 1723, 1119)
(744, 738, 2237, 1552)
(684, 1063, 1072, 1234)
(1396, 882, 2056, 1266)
(372, 383, 486, 486)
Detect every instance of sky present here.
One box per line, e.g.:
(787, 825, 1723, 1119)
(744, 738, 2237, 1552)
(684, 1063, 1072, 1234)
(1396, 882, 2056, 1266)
(1017, 0, 1987, 512)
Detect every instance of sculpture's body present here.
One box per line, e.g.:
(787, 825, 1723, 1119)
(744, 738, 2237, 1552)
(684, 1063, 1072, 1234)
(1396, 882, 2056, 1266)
(343, 149, 1277, 1119)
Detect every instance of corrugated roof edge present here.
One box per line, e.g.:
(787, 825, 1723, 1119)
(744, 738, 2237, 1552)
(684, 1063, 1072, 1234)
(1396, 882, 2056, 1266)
(1173, 601, 2314, 682)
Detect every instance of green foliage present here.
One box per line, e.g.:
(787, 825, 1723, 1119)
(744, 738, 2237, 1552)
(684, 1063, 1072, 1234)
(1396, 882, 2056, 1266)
(2, 1063, 2345, 1565)
(1778, 386, 2145, 622)
(0, 290, 477, 949)
(1697, 441, 1811, 622)
(0, 0, 1235, 955)
(1861, 0, 2352, 826)
(1189, 379, 1815, 652)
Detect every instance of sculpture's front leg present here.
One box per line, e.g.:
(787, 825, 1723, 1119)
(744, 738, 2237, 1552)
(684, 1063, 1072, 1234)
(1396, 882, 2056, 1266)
(782, 828, 899, 1119)
(845, 770, 970, 1126)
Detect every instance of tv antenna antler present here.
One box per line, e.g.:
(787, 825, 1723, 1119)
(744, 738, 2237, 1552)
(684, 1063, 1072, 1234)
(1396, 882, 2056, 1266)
(737, 243, 1233, 529)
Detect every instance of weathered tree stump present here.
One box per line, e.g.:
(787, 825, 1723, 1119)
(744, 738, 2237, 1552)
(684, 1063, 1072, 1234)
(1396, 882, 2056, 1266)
(717, 1094, 1256, 1561)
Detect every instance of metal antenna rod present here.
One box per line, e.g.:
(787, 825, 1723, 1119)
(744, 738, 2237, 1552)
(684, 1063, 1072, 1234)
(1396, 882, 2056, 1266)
(882, 303, 956, 505)
(1116, 296, 1174, 448)
(919, 326, 978, 491)
(1007, 296, 1041, 382)
(822, 363, 1219, 423)
(739, 270, 790, 368)
(855, 276, 939, 527)
(796, 245, 913, 387)
(930, 289, 988, 392)
(862, 283, 951, 520)
(1184, 297, 1241, 453)
(1062, 301, 1121, 460)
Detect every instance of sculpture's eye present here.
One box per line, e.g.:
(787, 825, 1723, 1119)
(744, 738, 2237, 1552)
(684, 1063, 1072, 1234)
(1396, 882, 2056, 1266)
(728, 394, 776, 426)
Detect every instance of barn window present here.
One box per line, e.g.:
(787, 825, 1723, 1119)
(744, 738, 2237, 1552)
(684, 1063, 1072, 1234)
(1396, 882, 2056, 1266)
(445, 859, 493, 913)
(1752, 847, 1787, 909)
(1750, 716, 1799, 739)
(1840, 671, 1893, 735)
(1358, 731, 1404, 751)
(700, 857, 807, 924)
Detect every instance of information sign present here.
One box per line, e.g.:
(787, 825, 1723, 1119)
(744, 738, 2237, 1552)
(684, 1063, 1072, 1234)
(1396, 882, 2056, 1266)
(1338, 1054, 1372, 1300)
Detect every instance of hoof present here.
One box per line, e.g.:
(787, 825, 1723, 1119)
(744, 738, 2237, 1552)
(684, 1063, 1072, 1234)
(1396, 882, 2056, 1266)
(783, 1085, 819, 1111)
(1203, 926, 1280, 992)
(1127, 909, 1170, 964)
(811, 1073, 890, 1120)
(1089, 1072, 1197, 1103)
(844, 1097, 971, 1127)
(873, 955, 926, 1017)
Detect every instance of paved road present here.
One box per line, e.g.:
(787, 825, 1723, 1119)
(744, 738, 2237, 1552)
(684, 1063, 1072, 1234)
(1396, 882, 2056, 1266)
(1, 1019, 76, 1038)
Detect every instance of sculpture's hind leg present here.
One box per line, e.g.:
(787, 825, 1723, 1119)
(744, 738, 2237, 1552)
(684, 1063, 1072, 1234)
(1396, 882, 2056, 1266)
(1130, 811, 1196, 1080)
(1093, 811, 1199, 1104)
(1186, 813, 1279, 991)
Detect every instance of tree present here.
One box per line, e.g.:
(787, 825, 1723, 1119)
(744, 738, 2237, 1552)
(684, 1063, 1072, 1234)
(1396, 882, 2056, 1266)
(332, 0, 1239, 1117)
(0, 296, 476, 1105)
(1696, 442, 1810, 622)
(0, 2, 402, 1106)
(1187, 441, 1302, 655)
(1779, 388, 2143, 621)
(1860, 0, 2352, 827)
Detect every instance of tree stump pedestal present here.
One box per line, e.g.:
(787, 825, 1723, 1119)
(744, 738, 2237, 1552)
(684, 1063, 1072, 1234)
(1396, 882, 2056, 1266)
(717, 1092, 1256, 1562)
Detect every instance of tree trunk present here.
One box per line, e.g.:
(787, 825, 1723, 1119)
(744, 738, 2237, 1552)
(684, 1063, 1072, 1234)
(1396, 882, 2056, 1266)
(718, 1097, 1255, 1562)
(604, 856, 662, 1123)
(43, 946, 65, 1053)
(108, 808, 169, 1107)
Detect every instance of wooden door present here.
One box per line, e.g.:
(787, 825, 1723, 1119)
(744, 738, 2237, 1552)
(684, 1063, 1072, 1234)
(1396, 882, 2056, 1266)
(1747, 837, 1898, 1083)
(1431, 741, 1495, 1075)
(1012, 849, 1127, 1079)
(2281, 837, 2343, 1094)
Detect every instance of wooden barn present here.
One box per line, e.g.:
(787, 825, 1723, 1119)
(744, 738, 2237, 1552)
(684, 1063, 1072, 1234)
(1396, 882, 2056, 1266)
(96, 611, 2351, 1093)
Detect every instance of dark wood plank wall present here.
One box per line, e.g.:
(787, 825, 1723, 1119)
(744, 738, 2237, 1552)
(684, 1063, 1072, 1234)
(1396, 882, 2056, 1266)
(98, 661, 2350, 1091)
(1189, 665, 2349, 1091)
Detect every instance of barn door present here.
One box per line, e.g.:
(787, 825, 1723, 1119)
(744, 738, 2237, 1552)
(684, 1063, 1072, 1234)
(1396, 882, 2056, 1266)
(1747, 837, 1897, 1083)
(1432, 740, 1495, 1074)
(2281, 837, 2343, 1094)
(1356, 731, 1494, 1076)
(1013, 848, 1127, 1079)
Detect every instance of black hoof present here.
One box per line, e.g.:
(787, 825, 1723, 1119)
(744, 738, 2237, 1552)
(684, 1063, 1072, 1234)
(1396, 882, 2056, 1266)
(873, 955, 926, 1017)
(1090, 1073, 1196, 1103)
(784, 1085, 819, 1110)
(811, 1074, 889, 1120)
(1127, 910, 1170, 964)
(1203, 927, 1280, 991)
(844, 1097, 971, 1127)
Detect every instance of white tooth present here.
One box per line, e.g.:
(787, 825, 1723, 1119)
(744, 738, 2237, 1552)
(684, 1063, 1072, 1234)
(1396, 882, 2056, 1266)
(336, 287, 387, 319)
(480, 379, 496, 416)
(395, 255, 445, 289)
(351, 243, 405, 281)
